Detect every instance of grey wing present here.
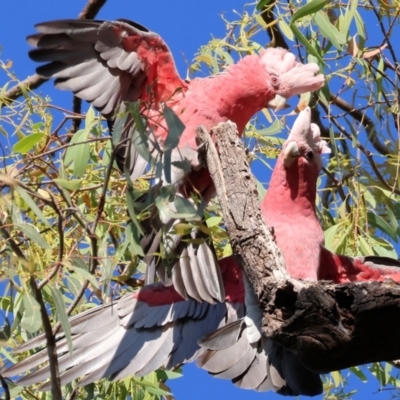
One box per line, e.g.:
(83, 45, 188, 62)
(198, 318, 323, 396)
(28, 19, 163, 180)
(28, 19, 151, 118)
(142, 217, 225, 304)
(3, 290, 235, 390)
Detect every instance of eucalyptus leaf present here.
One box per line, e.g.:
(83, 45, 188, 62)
(21, 292, 41, 333)
(15, 223, 51, 249)
(163, 106, 185, 151)
(367, 212, 398, 242)
(314, 11, 346, 50)
(15, 186, 51, 228)
(290, 24, 325, 65)
(12, 132, 44, 154)
(291, 0, 327, 24)
(52, 178, 82, 191)
(51, 285, 73, 354)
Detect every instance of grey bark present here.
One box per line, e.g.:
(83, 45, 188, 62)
(196, 122, 400, 375)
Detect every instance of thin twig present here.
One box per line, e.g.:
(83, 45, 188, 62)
(0, 374, 10, 400)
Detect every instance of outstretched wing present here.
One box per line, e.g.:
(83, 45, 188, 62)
(28, 19, 186, 118)
(198, 318, 322, 396)
(3, 284, 241, 390)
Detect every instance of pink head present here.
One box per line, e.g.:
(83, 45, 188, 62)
(262, 106, 330, 221)
(261, 107, 330, 281)
(260, 49, 325, 109)
(282, 106, 330, 172)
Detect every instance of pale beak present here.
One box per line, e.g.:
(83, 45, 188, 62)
(267, 94, 289, 111)
(283, 141, 300, 168)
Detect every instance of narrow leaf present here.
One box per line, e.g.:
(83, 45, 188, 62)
(126, 223, 145, 257)
(291, 0, 327, 24)
(52, 179, 82, 191)
(21, 292, 41, 333)
(314, 11, 346, 50)
(15, 223, 51, 249)
(163, 106, 185, 151)
(367, 212, 398, 242)
(12, 133, 44, 154)
(290, 24, 325, 65)
(50, 285, 73, 353)
(69, 264, 99, 289)
(15, 186, 51, 228)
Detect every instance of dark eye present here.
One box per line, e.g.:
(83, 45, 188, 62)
(270, 75, 279, 88)
(305, 150, 314, 160)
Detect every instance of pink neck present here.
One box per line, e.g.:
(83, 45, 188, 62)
(261, 155, 319, 216)
(207, 55, 274, 133)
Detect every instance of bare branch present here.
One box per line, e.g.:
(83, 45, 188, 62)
(330, 93, 390, 156)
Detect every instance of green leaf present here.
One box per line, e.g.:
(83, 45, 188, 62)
(278, 19, 294, 41)
(50, 285, 73, 353)
(367, 212, 398, 242)
(256, 0, 273, 10)
(376, 56, 384, 102)
(256, 180, 266, 199)
(350, 366, 367, 383)
(64, 128, 90, 177)
(358, 236, 373, 256)
(257, 118, 283, 136)
(163, 149, 172, 184)
(386, 206, 399, 233)
(173, 196, 199, 219)
(156, 369, 183, 380)
(12, 132, 44, 154)
(354, 10, 366, 41)
(0, 316, 11, 341)
(163, 106, 185, 151)
(126, 187, 144, 237)
(206, 216, 222, 228)
(324, 223, 347, 252)
(73, 143, 90, 178)
(21, 292, 41, 333)
(289, 24, 325, 65)
(155, 190, 199, 221)
(69, 262, 99, 290)
(15, 223, 51, 249)
(85, 106, 96, 132)
(342, 0, 358, 37)
(126, 222, 145, 257)
(52, 179, 82, 191)
(373, 241, 398, 259)
(112, 107, 128, 147)
(15, 186, 51, 228)
(314, 11, 346, 50)
(291, 0, 327, 24)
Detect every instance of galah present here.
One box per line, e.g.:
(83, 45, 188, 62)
(27, 18, 325, 303)
(5, 108, 400, 397)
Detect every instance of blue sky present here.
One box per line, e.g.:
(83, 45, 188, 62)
(1, 1, 399, 399)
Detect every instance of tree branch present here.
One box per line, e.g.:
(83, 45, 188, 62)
(197, 122, 400, 375)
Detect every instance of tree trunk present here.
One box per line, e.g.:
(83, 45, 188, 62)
(196, 122, 400, 374)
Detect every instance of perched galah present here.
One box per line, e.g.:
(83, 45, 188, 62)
(27, 18, 325, 303)
(5, 108, 400, 397)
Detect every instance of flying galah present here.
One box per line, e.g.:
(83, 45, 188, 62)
(5, 108, 400, 397)
(27, 18, 325, 303)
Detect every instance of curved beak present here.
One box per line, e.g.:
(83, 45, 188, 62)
(267, 94, 289, 111)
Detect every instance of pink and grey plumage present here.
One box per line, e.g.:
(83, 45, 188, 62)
(27, 18, 325, 304)
(6, 108, 400, 396)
